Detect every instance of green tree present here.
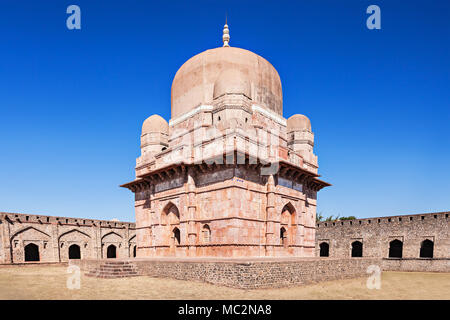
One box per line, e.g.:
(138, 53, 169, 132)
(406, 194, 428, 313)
(339, 216, 356, 220)
(316, 214, 357, 222)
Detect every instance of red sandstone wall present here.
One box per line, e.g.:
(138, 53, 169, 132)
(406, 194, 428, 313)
(133, 164, 316, 258)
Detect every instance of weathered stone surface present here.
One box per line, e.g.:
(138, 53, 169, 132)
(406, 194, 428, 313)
(0, 212, 136, 264)
(316, 211, 449, 272)
(123, 40, 329, 258)
(72, 257, 380, 289)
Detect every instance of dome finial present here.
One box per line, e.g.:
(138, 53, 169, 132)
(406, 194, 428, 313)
(222, 17, 230, 47)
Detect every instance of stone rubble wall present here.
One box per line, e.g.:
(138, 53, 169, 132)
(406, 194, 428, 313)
(381, 258, 450, 272)
(315, 211, 449, 272)
(0, 212, 136, 264)
(316, 211, 449, 258)
(72, 257, 380, 289)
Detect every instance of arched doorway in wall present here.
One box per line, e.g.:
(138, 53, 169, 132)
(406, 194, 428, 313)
(202, 224, 211, 243)
(388, 240, 403, 258)
(172, 227, 181, 246)
(133, 245, 136, 258)
(68, 244, 81, 259)
(351, 241, 363, 257)
(24, 243, 40, 262)
(101, 232, 123, 259)
(319, 242, 329, 257)
(280, 203, 296, 251)
(420, 239, 434, 258)
(163, 202, 181, 255)
(107, 245, 117, 258)
(58, 229, 91, 261)
(280, 227, 288, 248)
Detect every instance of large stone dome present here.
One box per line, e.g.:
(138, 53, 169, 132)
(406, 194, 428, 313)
(213, 68, 251, 100)
(171, 46, 283, 118)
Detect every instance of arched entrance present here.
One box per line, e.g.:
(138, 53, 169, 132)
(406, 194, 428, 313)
(68, 244, 81, 259)
(173, 227, 181, 246)
(389, 240, 403, 258)
(133, 245, 136, 258)
(163, 202, 181, 255)
(202, 224, 211, 243)
(351, 241, 363, 257)
(319, 242, 329, 257)
(24, 243, 40, 262)
(107, 245, 117, 258)
(280, 227, 288, 248)
(280, 203, 295, 252)
(420, 240, 434, 258)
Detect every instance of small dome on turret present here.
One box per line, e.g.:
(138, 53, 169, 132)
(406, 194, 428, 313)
(287, 114, 311, 133)
(213, 68, 251, 100)
(142, 115, 169, 135)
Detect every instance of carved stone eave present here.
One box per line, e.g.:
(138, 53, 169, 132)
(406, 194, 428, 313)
(277, 161, 331, 191)
(121, 150, 331, 193)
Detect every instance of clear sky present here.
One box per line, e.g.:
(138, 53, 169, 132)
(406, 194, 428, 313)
(0, 1, 449, 221)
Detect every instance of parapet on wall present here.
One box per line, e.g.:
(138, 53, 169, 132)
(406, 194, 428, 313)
(0, 212, 136, 264)
(315, 211, 449, 260)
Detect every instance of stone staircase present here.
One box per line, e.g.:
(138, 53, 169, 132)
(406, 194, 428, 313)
(85, 261, 139, 279)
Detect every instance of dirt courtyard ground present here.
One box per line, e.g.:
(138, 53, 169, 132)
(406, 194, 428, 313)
(0, 265, 448, 300)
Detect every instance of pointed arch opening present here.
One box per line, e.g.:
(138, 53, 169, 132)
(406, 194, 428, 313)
(280, 203, 296, 250)
(420, 239, 434, 258)
(68, 244, 81, 259)
(202, 224, 211, 243)
(319, 242, 329, 257)
(172, 227, 181, 246)
(11, 226, 51, 241)
(389, 239, 403, 258)
(280, 227, 288, 248)
(107, 244, 117, 258)
(101, 231, 123, 242)
(24, 243, 40, 262)
(281, 202, 296, 224)
(163, 202, 181, 252)
(351, 241, 363, 257)
(162, 202, 180, 225)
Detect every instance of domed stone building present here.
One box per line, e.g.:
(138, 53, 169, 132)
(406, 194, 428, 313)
(122, 23, 330, 257)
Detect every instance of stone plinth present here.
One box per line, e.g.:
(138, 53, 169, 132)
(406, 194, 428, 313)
(72, 257, 381, 289)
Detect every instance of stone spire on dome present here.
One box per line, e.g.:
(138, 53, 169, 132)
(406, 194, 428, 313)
(222, 18, 230, 47)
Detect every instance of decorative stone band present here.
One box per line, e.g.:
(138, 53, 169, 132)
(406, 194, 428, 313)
(168, 104, 287, 127)
(121, 151, 331, 193)
(288, 139, 315, 147)
(251, 104, 287, 126)
(0, 212, 135, 228)
(169, 105, 213, 127)
(211, 104, 252, 114)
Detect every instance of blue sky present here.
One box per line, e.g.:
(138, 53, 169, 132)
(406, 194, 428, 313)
(0, 1, 449, 221)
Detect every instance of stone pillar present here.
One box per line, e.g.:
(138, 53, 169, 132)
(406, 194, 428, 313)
(51, 222, 59, 262)
(265, 174, 276, 256)
(296, 199, 306, 255)
(149, 184, 155, 256)
(1, 217, 12, 263)
(125, 224, 130, 257)
(186, 167, 197, 256)
(0, 220, 3, 263)
(94, 223, 102, 259)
